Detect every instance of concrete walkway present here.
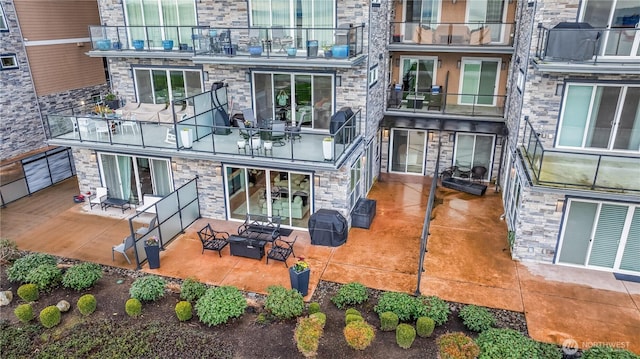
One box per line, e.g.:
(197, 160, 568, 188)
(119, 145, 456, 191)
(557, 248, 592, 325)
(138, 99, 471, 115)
(1, 176, 638, 354)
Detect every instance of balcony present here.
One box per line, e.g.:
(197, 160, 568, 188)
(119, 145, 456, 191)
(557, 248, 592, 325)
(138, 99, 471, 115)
(533, 24, 640, 74)
(521, 118, 640, 194)
(87, 25, 366, 68)
(385, 89, 505, 119)
(388, 22, 515, 54)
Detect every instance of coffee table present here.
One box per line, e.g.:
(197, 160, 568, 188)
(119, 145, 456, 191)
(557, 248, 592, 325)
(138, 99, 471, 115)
(228, 235, 267, 260)
(101, 198, 131, 213)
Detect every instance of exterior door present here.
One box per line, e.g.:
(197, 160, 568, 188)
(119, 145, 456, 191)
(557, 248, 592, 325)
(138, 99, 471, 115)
(581, 0, 640, 58)
(390, 129, 427, 174)
(466, 0, 507, 43)
(452, 133, 494, 181)
(460, 59, 499, 106)
(99, 153, 172, 202)
(403, 0, 441, 42)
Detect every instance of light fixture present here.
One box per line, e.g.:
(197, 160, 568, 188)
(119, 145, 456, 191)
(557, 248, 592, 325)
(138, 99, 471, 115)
(394, 58, 400, 67)
(438, 59, 442, 68)
(90, 153, 96, 162)
(449, 133, 455, 142)
(129, 68, 134, 78)
(203, 71, 209, 82)
(215, 167, 221, 176)
(456, 60, 461, 69)
(452, 0, 457, 3)
(555, 199, 565, 212)
(245, 71, 251, 82)
(314, 175, 320, 187)
(428, 132, 434, 141)
(383, 129, 390, 138)
(555, 83, 564, 96)
(336, 75, 342, 87)
(171, 161, 177, 171)
(501, 61, 507, 70)
(80, 100, 86, 106)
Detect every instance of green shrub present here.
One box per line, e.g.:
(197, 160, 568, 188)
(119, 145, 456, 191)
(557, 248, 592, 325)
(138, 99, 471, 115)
(0, 238, 19, 263)
(436, 332, 480, 359)
(264, 285, 304, 320)
(308, 302, 321, 314)
(196, 286, 247, 326)
(415, 295, 450, 326)
(582, 345, 638, 359)
(62, 262, 102, 291)
(295, 316, 324, 357)
(380, 311, 399, 331)
(175, 301, 193, 321)
(309, 312, 326, 328)
(39, 306, 61, 328)
(255, 312, 270, 325)
(331, 282, 369, 309)
(345, 308, 361, 317)
(125, 298, 142, 317)
(129, 275, 166, 302)
(476, 328, 540, 359)
(458, 305, 495, 332)
(396, 323, 416, 349)
(77, 294, 97, 316)
(536, 342, 563, 359)
(416, 316, 435, 337)
(345, 313, 364, 325)
(344, 320, 375, 350)
(14, 303, 34, 323)
(374, 292, 417, 321)
(180, 277, 207, 302)
(17, 283, 39, 302)
(7, 253, 57, 283)
(24, 264, 62, 292)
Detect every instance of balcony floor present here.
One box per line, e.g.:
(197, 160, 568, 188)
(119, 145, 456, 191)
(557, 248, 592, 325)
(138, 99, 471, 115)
(387, 101, 504, 118)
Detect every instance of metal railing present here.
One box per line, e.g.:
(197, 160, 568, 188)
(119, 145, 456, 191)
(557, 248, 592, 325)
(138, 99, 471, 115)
(521, 118, 640, 193)
(386, 89, 506, 118)
(389, 21, 515, 46)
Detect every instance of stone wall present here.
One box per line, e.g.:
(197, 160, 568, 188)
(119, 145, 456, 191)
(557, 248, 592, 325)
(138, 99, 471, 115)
(73, 147, 100, 195)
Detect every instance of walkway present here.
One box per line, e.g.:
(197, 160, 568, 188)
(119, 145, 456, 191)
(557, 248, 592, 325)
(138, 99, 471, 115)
(1, 176, 638, 354)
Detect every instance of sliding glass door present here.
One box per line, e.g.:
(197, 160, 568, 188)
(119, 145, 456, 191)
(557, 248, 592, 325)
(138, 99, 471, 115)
(581, 0, 640, 58)
(99, 153, 172, 203)
(453, 133, 494, 181)
(403, 0, 440, 42)
(124, 0, 196, 48)
(400, 57, 437, 93)
(390, 129, 427, 174)
(466, 0, 506, 43)
(460, 59, 500, 106)
(134, 68, 203, 104)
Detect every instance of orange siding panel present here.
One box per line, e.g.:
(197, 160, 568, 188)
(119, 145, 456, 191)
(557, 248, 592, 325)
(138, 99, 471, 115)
(15, 0, 100, 41)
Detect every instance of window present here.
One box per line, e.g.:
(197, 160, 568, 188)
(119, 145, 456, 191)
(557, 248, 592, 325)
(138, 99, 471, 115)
(580, 0, 640, 57)
(133, 67, 203, 104)
(400, 56, 437, 93)
(98, 153, 172, 203)
(390, 129, 427, 174)
(0, 5, 8, 31)
(368, 65, 379, 88)
(349, 158, 362, 210)
(124, 0, 196, 48)
(516, 69, 524, 93)
(0, 54, 18, 70)
(459, 58, 500, 106)
(453, 133, 495, 181)
(557, 83, 640, 152)
(466, 0, 508, 43)
(252, 71, 334, 130)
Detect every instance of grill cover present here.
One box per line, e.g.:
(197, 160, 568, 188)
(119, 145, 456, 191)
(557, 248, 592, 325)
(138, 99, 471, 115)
(546, 22, 600, 61)
(308, 209, 348, 247)
(330, 107, 355, 144)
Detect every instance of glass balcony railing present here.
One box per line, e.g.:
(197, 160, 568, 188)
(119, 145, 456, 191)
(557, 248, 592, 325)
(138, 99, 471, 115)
(521, 118, 640, 193)
(88, 24, 365, 59)
(386, 89, 505, 118)
(389, 22, 515, 46)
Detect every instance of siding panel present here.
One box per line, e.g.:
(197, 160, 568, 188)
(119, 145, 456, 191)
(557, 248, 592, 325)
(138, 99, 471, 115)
(15, 0, 101, 41)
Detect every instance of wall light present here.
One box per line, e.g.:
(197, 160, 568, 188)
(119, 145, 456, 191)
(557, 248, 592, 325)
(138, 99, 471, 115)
(555, 83, 564, 96)
(449, 133, 455, 142)
(437, 59, 442, 68)
(314, 175, 320, 187)
(215, 167, 221, 176)
(383, 129, 390, 138)
(90, 153, 96, 162)
(203, 71, 209, 82)
(501, 61, 507, 70)
(336, 75, 342, 87)
(129, 68, 133, 78)
(394, 58, 400, 67)
(456, 60, 461, 69)
(245, 71, 251, 82)
(428, 131, 434, 141)
(555, 199, 565, 212)
(171, 161, 177, 171)
(80, 100, 86, 106)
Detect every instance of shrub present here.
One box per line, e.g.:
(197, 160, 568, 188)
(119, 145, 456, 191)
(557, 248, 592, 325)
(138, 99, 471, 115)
(379, 311, 399, 331)
(476, 328, 539, 359)
(345, 308, 361, 317)
(77, 294, 97, 316)
(345, 313, 364, 325)
(343, 320, 375, 350)
(264, 285, 304, 320)
(331, 282, 369, 309)
(458, 305, 495, 332)
(14, 303, 34, 323)
(175, 301, 193, 321)
(62, 262, 102, 291)
(536, 342, 563, 359)
(396, 323, 416, 349)
(129, 275, 166, 302)
(436, 332, 480, 359)
(308, 302, 321, 314)
(17, 283, 39, 302)
(582, 345, 637, 359)
(39, 306, 61, 328)
(416, 316, 435, 337)
(374, 292, 417, 321)
(7, 253, 57, 283)
(25, 263, 62, 291)
(415, 295, 450, 326)
(255, 313, 269, 325)
(0, 238, 19, 263)
(309, 312, 326, 328)
(125, 298, 142, 317)
(295, 316, 324, 357)
(180, 277, 207, 302)
(196, 286, 247, 326)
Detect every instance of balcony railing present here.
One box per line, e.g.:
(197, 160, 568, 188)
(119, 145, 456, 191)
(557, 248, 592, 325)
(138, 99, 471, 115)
(535, 25, 640, 64)
(389, 22, 515, 46)
(88, 24, 365, 59)
(386, 89, 505, 118)
(521, 118, 640, 193)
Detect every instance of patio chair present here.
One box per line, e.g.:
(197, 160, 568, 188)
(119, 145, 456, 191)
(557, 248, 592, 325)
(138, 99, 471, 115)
(237, 120, 258, 139)
(272, 26, 293, 52)
(136, 216, 157, 237)
(271, 121, 286, 146)
(95, 121, 110, 140)
(471, 166, 487, 182)
(287, 117, 303, 142)
(89, 187, 108, 210)
(112, 235, 135, 264)
(165, 127, 176, 144)
(266, 236, 297, 267)
(197, 223, 229, 257)
(241, 108, 257, 127)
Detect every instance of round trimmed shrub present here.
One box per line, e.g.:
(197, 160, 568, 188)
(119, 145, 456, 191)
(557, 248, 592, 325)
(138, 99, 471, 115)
(345, 313, 364, 325)
(309, 312, 326, 328)
(175, 301, 193, 321)
(17, 283, 39, 302)
(380, 311, 399, 331)
(264, 285, 304, 320)
(125, 298, 142, 317)
(343, 320, 375, 350)
(345, 308, 361, 317)
(25, 264, 62, 291)
(14, 303, 34, 323)
(308, 302, 321, 314)
(331, 282, 369, 309)
(458, 304, 495, 332)
(374, 292, 417, 321)
(129, 275, 166, 302)
(196, 286, 247, 326)
(77, 294, 97, 316)
(416, 316, 435, 337)
(436, 332, 479, 359)
(62, 262, 102, 291)
(396, 323, 416, 349)
(180, 277, 207, 302)
(7, 253, 57, 283)
(39, 305, 61, 328)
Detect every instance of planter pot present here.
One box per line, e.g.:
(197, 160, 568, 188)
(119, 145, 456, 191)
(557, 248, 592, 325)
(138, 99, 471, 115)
(289, 268, 310, 296)
(144, 245, 160, 269)
(248, 45, 263, 56)
(223, 45, 236, 55)
(112, 41, 122, 50)
(392, 34, 402, 43)
(332, 45, 349, 58)
(105, 99, 120, 110)
(209, 29, 217, 37)
(162, 40, 174, 51)
(322, 139, 333, 161)
(132, 40, 145, 50)
(324, 49, 333, 58)
(179, 43, 188, 51)
(306, 40, 318, 57)
(180, 128, 193, 148)
(286, 47, 297, 57)
(96, 39, 111, 50)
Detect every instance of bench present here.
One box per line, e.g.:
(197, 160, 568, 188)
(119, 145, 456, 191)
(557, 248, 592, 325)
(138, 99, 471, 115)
(238, 213, 281, 242)
(441, 177, 487, 196)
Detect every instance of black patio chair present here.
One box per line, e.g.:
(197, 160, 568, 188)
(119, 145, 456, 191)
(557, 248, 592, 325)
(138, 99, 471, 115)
(266, 236, 297, 267)
(471, 166, 487, 182)
(197, 223, 229, 257)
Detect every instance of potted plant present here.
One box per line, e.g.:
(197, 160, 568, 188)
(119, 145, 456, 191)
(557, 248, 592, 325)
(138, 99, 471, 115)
(322, 43, 333, 58)
(286, 45, 297, 57)
(104, 92, 120, 110)
(162, 39, 174, 51)
(247, 38, 263, 56)
(289, 257, 310, 296)
(132, 39, 145, 50)
(144, 236, 160, 269)
(322, 136, 333, 161)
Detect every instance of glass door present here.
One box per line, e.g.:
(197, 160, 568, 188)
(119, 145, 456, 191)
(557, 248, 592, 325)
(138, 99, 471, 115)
(453, 133, 494, 181)
(466, 0, 506, 43)
(460, 59, 499, 106)
(582, 0, 640, 58)
(390, 129, 427, 174)
(403, 0, 440, 42)
(400, 57, 436, 93)
(99, 153, 173, 203)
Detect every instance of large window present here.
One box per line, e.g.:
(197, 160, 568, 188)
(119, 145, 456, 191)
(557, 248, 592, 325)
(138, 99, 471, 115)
(390, 129, 427, 174)
(453, 133, 494, 181)
(124, 0, 196, 48)
(580, 0, 640, 57)
(400, 57, 437, 93)
(466, 0, 507, 43)
(252, 72, 333, 130)
(133, 67, 203, 104)
(0, 5, 8, 31)
(349, 158, 362, 210)
(459, 58, 500, 106)
(557, 84, 640, 152)
(98, 153, 173, 203)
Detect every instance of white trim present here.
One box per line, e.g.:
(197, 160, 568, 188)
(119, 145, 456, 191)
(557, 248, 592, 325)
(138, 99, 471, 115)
(458, 57, 501, 107)
(23, 38, 92, 46)
(398, 55, 439, 92)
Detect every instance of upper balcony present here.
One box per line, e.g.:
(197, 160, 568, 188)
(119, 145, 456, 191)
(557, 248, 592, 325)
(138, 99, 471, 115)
(520, 118, 640, 194)
(385, 89, 505, 120)
(533, 23, 640, 74)
(87, 25, 366, 68)
(388, 22, 515, 54)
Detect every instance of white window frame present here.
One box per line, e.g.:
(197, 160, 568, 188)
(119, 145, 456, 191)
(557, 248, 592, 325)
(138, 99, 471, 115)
(399, 55, 439, 93)
(0, 5, 8, 31)
(369, 64, 379, 88)
(349, 158, 362, 210)
(0, 54, 18, 70)
(458, 57, 501, 107)
(132, 67, 204, 104)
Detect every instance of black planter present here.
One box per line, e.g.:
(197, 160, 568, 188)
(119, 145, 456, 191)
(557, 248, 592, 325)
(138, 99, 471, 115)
(105, 99, 120, 110)
(144, 245, 160, 269)
(289, 268, 310, 296)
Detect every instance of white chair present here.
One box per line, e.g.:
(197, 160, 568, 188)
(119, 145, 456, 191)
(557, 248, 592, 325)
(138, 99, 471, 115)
(95, 121, 110, 140)
(136, 216, 157, 237)
(112, 235, 135, 264)
(75, 117, 95, 139)
(89, 187, 108, 210)
(120, 120, 138, 134)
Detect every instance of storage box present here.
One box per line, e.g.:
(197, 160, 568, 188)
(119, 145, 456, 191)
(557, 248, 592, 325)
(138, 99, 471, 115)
(351, 198, 376, 229)
(332, 45, 349, 58)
